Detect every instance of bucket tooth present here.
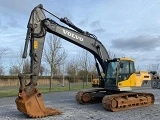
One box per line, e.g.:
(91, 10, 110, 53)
(15, 88, 62, 118)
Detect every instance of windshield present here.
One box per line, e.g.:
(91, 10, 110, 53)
(106, 61, 118, 78)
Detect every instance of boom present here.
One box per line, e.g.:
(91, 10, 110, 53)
(21, 4, 110, 93)
(24, 4, 109, 71)
(44, 18, 109, 68)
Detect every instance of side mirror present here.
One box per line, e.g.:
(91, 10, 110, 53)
(120, 63, 123, 68)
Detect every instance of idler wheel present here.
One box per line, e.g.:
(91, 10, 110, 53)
(82, 93, 91, 103)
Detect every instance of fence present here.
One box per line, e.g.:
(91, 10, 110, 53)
(0, 76, 92, 97)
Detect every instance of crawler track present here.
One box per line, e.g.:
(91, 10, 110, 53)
(102, 92, 154, 111)
(76, 89, 155, 112)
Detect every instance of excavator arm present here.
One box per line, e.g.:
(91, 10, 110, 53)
(15, 4, 109, 118)
(15, 5, 62, 118)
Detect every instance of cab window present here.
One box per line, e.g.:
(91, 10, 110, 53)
(118, 60, 135, 82)
(119, 61, 129, 74)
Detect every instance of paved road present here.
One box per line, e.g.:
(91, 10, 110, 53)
(0, 88, 160, 120)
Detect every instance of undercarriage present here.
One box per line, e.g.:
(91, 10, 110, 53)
(76, 88, 155, 112)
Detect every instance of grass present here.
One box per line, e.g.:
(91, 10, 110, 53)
(0, 83, 92, 98)
(0, 89, 19, 98)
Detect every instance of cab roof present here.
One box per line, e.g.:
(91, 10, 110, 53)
(119, 57, 134, 62)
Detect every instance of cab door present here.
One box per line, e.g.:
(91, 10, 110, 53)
(118, 61, 135, 87)
(129, 61, 136, 86)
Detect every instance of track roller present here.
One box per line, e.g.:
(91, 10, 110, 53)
(76, 91, 92, 104)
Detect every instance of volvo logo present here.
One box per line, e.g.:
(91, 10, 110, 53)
(62, 29, 83, 41)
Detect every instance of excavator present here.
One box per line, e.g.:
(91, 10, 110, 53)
(15, 4, 155, 118)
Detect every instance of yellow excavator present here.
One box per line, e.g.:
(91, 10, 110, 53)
(15, 4, 155, 118)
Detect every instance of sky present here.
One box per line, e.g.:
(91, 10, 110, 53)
(0, 0, 160, 74)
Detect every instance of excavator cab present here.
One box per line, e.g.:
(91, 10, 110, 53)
(105, 57, 136, 91)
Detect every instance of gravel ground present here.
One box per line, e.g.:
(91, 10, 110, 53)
(0, 88, 160, 120)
